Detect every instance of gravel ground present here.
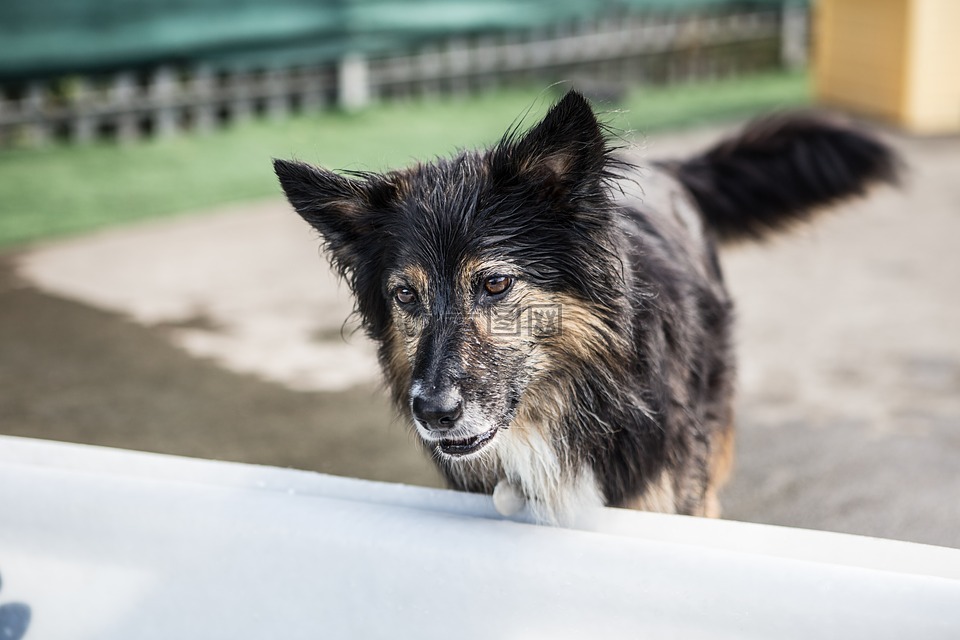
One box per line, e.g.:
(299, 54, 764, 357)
(2, 121, 958, 547)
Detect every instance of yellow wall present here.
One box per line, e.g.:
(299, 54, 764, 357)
(815, 0, 960, 133)
(903, 0, 960, 133)
(815, 0, 909, 122)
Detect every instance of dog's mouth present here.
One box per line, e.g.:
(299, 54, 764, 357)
(436, 427, 499, 457)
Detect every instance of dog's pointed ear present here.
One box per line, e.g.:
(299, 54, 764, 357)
(506, 90, 608, 185)
(273, 158, 387, 272)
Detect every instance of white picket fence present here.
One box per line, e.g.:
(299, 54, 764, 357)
(0, 5, 807, 147)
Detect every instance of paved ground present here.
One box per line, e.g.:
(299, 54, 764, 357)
(2, 121, 958, 547)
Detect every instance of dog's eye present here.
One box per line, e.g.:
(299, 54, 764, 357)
(483, 275, 513, 296)
(394, 286, 416, 305)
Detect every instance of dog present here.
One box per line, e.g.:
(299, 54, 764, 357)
(274, 90, 898, 524)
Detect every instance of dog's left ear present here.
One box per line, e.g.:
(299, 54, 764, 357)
(499, 90, 609, 188)
(273, 158, 393, 277)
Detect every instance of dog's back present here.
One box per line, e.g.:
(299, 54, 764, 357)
(607, 115, 899, 516)
(605, 169, 733, 515)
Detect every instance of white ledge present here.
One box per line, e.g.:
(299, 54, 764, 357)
(1, 435, 958, 639)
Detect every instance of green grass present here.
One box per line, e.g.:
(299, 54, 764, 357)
(0, 71, 810, 249)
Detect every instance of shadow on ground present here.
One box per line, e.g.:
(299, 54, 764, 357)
(0, 259, 440, 488)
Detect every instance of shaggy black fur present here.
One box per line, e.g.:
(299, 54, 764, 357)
(274, 91, 899, 521)
(660, 113, 902, 242)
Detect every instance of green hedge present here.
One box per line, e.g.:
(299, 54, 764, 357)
(1, 0, 805, 80)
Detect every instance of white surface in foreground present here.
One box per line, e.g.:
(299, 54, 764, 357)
(1, 436, 959, 640)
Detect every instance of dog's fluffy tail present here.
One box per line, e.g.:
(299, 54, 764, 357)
(660, 113, 901, 243)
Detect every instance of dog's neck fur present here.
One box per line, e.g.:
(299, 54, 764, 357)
(494, 427, 605, 525)
(443, 418, 608, 524)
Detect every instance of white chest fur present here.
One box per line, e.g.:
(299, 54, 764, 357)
(492, 429, 605, 524)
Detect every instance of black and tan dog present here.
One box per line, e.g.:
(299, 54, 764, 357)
(274, 91, 897, 524)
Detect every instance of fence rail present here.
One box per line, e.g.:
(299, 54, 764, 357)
(0, 5, 806, 148)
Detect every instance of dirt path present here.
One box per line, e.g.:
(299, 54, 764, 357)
(2, 122, 958, 546)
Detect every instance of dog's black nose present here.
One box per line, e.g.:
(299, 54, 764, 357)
(412, 391, 463, 431)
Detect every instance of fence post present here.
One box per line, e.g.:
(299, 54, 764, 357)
(299, 66, 327, 113)
(150, 66, 179, 138)
(190, 66, 216, 133)
(25, 82, 51, 147)
(0, 90, 8, 147)
(71, 76, 96, 144)
(416, 44, 441, 97)
(111, 73, 140, 143)
(338, 53, 370, 111)
(781, 1, 809, 69)
(445, 38, 470, 96)
(265, 68, 290, 120)
(228, 69, 254, 125)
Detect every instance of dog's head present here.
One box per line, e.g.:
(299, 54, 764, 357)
(275, 91, 626, 462)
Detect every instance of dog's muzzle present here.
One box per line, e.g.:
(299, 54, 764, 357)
(411, 387, 498, 457)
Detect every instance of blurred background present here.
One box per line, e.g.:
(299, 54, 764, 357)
(1, 0, 958, 546)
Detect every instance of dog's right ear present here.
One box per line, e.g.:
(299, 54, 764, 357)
(273, 159, 384, 272)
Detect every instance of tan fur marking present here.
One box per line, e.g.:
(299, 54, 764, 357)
(624, 470, 678, 513)
(457, 257, 513, 291)
(382, 266, 428, 394)
(521, 289, 626, 362)
(392, 265, 429, 300)
(512, 381, 566, 442)
(381, 327, 413, 398)
(703, 420, 736, 518)
(386, 265, 431, 360)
